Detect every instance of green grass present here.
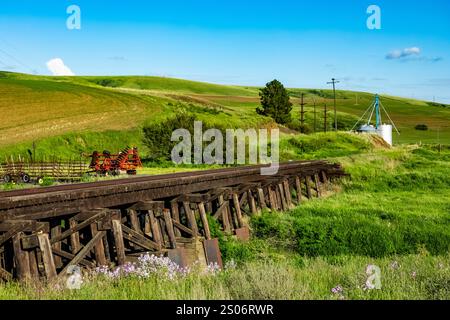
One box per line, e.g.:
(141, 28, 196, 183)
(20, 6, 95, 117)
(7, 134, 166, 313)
(0, 71, 449, 160)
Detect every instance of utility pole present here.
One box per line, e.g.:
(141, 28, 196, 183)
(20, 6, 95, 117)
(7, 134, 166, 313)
(323, 103, 328, 133)
(327, 78, 340, 132)
(299, 93, 307, 133)
(312, 97, 317, 133)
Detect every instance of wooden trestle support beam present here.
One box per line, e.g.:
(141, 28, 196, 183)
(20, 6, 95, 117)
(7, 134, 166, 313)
(0, 167, 343, 282)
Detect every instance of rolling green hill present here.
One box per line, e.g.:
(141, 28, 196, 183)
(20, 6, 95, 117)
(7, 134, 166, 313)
(0, 71, 448, 159)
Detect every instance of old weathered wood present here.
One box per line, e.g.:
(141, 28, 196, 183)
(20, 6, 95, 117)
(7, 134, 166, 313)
(232, 193, 244, 228)
(121, 224, 160, 251)
(268, 186, 277, 210)
(37, 233, 57, 280)
(257, 188, 267, 210)
(51, 224, 62, 268)
(278, 183, 288, 211)
(198, 202, 211, 240)
(248, 190, 257, 215)
(12, 232, 30, 281)
(28, 249, 39, 280)
(295, 176, 302, 204)
(0, 224, 25, 247)
(183, 202, 199, 236)
(60, 230, 106, 276)
(90, 223, 107, 266)
(314, 173, 322, 198)
(172, 220, 195, 236)
(144, 213, 151, 236)
(283, 179, 293, 208)
(148, 210, 163, 250)
(52, 248, 95, 268)
(163, 209, 177, 248)
(170, 201, 181, 237)
(0, 267, 12, 281)
(128, 209, 142, 235)
(69, 218, 81, 254)
(305, 176, 312, 199)
(111, 220, 126, 266)
(218, 195, 231, 233)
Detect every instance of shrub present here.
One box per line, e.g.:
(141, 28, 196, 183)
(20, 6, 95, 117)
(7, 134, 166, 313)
(415, 124, 428, 131)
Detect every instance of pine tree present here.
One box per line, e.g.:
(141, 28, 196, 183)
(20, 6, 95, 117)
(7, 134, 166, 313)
(256, 79, 293, 124)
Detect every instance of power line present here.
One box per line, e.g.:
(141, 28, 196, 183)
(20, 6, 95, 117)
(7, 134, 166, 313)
(0, 47, 37, 74)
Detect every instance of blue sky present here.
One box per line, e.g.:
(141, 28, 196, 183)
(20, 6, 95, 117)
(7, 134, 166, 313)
(0, 0, 449, 103)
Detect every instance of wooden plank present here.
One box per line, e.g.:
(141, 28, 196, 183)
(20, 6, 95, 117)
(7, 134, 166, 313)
(170, 201, 181, 237)
(0, 224, 24, 246)
(295, 176, 302, 204)
(268, 186, 277, 211)
(128, 209, 142, 235)
(163, 209, 177, 249)
(52, 248, 95, 268)
(218, 195, 231, 234)
(0, 267, 12, 281)
(248, 190, 257, 215)
(314, 173, 322, 198)
(59, 231, 106, 275)
(51, 224, 62, 268)
(305, 176, 312, 199)
(283, 179, 293, 208)
(0, 220, 49, 233)
(12, 232, 30, 281)
(90, 223, 107, 266)
(257, 188, 267, 210)
(172, 220, 195, 236)
(232, 193, 244, 228)
(144, 213, 151, 236)
(121, 224, 160, 251)
(111, 220, 126, 266)
(128, 201, 165, 211)
(198, 202, 211, 240)
(69, 218, 81, 254)
(148, 210, 162, 250)
(37, 233, 57, 281)
(28, 249, 39, 280)
(183, 202, 198, 237)
(278, 183, 288, 211)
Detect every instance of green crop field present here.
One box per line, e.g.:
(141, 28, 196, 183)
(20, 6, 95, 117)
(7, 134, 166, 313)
(0, 71, 449, 160)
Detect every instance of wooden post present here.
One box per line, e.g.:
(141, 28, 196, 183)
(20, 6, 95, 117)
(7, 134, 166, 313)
(111, 220, 126, 266)
(163, 209, 177, 248)
(232, 193, 244, 227)
(144, 213, 151, 236)
(51, 224, 62, 268)
(37, 233, 57, 281)
(314, 173, 322, 198)
(148, 210, 162, 250)
(305, 176, 312, 199)
(268, 186, 277, 211)
(257, 188, 267, 210)
(12, 232, 31, 281)
(248, 190, 257, 215)
(90, 223, 107, 266)
(128, 209, 142, 234)
(183, 202, 199, 237)
(198, 202, 211, 240)
(321, 170, 329, 190)
(283, 179, 293, 208)
(170, 201, 181, 237)
(69, 218, 81, 254)
(278, 183, 288, 210)
(295, 176, 302, 204)
(218, 195, 231, 234)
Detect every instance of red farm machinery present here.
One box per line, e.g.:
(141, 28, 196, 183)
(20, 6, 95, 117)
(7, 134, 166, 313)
(88, 146, 143, 176)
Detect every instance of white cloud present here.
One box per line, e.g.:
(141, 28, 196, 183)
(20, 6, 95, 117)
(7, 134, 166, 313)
(386, 47, 421, 60)
(46, 58, 74, 76)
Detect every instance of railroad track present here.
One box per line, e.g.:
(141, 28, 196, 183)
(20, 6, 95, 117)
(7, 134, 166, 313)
(0, 160, 347, 282)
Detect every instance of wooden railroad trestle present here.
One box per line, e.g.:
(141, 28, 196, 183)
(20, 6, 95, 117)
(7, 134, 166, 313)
(0, 162, 346, 282)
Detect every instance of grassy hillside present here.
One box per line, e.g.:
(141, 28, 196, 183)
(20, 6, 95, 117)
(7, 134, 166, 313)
(0, 71, 448, 160)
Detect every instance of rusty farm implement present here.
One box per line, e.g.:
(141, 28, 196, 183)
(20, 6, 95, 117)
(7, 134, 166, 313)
(88, 146, 143, 176)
